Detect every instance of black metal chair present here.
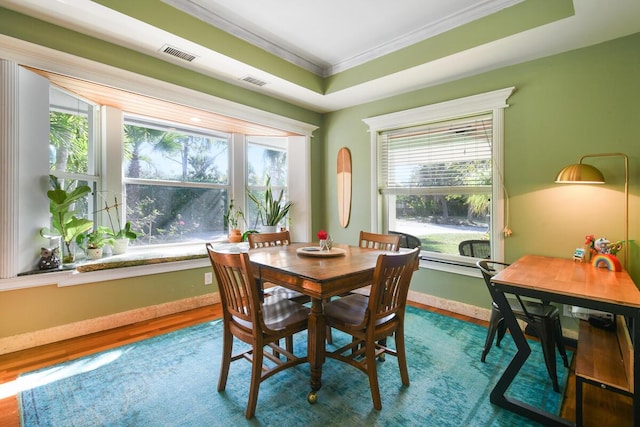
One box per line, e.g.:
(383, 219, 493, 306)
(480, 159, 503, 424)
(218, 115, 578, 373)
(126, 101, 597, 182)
(477, 260, 569, 392)
(459, 239, 491, 258)
(388, 231, 422, 249)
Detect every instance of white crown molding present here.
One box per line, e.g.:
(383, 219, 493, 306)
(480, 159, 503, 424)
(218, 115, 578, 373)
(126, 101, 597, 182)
(327, 0, 525, 76)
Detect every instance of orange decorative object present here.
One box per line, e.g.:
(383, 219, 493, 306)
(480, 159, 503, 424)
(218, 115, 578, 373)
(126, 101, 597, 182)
(592, 254, 622, 272)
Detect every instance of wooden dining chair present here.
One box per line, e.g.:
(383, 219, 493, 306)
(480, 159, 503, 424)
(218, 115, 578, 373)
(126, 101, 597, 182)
(206, 243, 309, 419)
(359, 231, 401, 251)
(323, 248, 420, 410)
(477, 260, 569, 392)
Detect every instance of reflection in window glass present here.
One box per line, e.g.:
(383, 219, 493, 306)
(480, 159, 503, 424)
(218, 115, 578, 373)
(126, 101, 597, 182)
(123, 116, 231, 245)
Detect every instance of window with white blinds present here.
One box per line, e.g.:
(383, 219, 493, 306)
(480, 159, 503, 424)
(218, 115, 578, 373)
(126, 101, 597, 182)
(364, 87, 514, 274)
(379, 114, 492, 196)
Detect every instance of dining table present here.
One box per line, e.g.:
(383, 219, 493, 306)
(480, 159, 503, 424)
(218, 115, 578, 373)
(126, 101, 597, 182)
(490, 254, 640, 426)
(247, 242, 388, 402)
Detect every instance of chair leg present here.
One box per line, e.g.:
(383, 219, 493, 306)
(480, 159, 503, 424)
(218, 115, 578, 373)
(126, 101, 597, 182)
(538, 319, 560, 392)
(554, 317, 569, 368)
(285, 336, 293, 353)
(481, 308, 502, 362)
(495, 318, 507, 347)
(394, 326, 410, 386)
(246, 343, 264, 419)
(365, 339, 383, 410)
(218, 328, 233, 391)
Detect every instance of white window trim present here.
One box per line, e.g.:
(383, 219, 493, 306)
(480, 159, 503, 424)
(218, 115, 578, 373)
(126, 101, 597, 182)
(363, 87, 515, 276)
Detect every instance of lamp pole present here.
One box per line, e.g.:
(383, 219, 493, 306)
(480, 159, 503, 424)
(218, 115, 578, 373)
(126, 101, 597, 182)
(578, 153, 629, 269)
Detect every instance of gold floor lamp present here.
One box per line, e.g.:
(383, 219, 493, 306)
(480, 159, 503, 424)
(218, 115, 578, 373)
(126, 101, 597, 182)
(555, 152, 629, 269)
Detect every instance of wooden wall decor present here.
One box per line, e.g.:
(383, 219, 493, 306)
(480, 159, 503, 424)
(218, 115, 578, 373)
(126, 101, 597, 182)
(337, 147, 352, 228)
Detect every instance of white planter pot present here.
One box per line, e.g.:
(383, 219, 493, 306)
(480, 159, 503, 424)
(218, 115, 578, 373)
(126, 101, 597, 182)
(260, 225, 278, 233)
(87, 247, 103, 260)
(112, 238, 129, 255)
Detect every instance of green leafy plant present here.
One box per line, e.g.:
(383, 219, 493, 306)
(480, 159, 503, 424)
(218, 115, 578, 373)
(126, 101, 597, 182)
(247, 176, 293, 227)
(40, 175, 94, 263)
(223, 199, 246, 230)
(80, 226, 114, 249)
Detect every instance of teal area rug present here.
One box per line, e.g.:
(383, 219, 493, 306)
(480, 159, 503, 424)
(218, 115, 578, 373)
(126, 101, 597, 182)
(19, 306, 570, 426)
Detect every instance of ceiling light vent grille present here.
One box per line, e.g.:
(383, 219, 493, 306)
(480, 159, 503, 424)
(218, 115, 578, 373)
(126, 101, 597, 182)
(240, 75, 267, 87)
(160, 45, 197, 62)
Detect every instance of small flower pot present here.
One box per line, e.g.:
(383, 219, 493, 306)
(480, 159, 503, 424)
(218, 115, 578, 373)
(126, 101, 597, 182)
(228, 229, 242, 243)
(87, 247, 103, 260)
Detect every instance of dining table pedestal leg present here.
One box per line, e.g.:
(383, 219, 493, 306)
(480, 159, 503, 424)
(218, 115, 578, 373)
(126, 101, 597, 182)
(307, 297, 326, 403)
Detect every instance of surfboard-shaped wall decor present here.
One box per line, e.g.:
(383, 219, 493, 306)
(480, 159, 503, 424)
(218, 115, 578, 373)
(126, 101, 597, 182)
(337, 147, 352, 228)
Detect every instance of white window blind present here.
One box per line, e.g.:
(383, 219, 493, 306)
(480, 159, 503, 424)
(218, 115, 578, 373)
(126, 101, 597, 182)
(379, 114, 492, 196)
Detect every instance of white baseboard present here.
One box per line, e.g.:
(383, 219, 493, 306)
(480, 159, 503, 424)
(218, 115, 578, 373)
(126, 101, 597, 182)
(0, 290, 577, 356)
(0, 293, 220, 355)
(408, 291, 578, 341)
(408, 290, 492, 321)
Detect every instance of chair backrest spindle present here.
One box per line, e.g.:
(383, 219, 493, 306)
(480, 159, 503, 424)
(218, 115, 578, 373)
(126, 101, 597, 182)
(359, 231, 401, 252)
(247, 231, 291, 248)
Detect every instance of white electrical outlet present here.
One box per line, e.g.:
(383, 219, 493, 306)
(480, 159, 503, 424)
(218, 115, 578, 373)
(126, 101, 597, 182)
(204, 272, 213, 285)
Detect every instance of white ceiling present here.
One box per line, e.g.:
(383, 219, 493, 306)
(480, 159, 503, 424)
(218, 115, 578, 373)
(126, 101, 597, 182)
(161, 0, 522, 75)
(2, 0, 640, 113)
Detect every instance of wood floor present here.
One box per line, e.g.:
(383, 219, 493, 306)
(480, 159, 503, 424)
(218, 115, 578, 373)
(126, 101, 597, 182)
(0, 302, 631, 426)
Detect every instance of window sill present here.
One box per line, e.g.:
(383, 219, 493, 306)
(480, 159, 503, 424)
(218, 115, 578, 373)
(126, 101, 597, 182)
(0, 242, 236, 291)
(419, 255, 483, 278)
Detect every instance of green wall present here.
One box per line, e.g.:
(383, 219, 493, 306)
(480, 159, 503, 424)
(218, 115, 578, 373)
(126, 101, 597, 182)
(1, 13, 639, 340)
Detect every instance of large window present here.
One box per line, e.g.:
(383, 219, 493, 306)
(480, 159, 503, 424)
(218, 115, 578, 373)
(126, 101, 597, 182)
(379, 115, 492, 255)
(1, 60, 315, 283)
(365, 87, 514, 271)
(123, 115, 231, 245)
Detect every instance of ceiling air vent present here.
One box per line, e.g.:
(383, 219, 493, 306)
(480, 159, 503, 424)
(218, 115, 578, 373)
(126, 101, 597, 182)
(160, 45, 197, 62)
(240, 75, 267, 87)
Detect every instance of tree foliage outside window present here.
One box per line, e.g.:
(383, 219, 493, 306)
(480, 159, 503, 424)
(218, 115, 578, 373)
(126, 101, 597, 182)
(123, 116, 231, 245)
(48, 86, 98, 235)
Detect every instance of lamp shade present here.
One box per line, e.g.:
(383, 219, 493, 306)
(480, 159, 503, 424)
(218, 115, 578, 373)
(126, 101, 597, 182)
(554, 163, 605, 184)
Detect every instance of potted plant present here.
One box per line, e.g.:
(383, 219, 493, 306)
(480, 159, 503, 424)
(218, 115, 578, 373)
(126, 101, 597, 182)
(247, 175, 293, 232)
(103, 197, 140, 254)
(40, 175, 94, 264)
(224, 199, 245, 243)
(80, 226, 114, 259)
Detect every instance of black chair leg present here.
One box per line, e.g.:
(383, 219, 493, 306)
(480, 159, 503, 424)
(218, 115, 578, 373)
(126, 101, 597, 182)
(481, 308, 503, 362)
(495, 318, 508, 347)
(538, 319, 560, 392)
(554, 317, 569, 368)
